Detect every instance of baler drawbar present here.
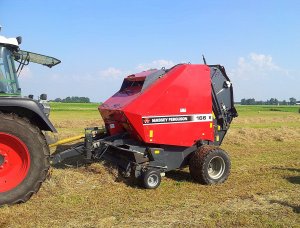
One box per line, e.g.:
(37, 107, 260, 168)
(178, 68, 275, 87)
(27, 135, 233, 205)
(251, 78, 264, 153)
(51, 63, 237, 189)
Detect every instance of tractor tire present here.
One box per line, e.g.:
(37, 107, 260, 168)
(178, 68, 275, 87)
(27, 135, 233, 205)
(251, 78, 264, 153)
(141, 169, 161, 189)
(189, 145, 230, 185)
(0, 113, 50, 206)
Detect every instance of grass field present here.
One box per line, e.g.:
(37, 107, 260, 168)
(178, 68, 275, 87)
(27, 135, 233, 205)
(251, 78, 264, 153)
(1, 104, 299, 227)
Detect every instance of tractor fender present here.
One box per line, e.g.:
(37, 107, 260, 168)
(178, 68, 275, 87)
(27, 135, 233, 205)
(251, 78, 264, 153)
(0, 97, 57, 132)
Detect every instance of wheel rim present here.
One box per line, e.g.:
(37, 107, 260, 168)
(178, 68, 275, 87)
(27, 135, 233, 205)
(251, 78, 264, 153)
(207, 156, 225, 179)
(147, 173, 159, 187)
(0, 132, 30, 193)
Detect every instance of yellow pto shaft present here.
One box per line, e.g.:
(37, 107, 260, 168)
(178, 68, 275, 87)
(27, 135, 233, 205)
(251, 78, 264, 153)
(49, 134, 85, 148)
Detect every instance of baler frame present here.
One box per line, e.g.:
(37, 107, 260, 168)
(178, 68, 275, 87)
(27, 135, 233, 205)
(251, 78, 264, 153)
(50, 64, 237, 189)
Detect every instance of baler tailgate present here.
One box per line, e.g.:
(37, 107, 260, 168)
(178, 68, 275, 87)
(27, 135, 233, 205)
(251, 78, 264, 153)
(210, 65, 237, 144)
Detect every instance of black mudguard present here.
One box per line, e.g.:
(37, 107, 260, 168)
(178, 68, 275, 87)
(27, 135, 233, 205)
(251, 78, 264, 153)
(0, 97, 56, 132)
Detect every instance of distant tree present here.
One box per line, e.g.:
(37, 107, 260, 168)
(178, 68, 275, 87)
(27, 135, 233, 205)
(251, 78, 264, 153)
(240, 98, 256, 105)
(248, 98, 256, 105)
(240, 97, 298, 106)
(289, 97, 297, 105)
(64, 96, 71, 102)
(54, 98, 62, 102)
(270, 98, 278, 105)
(59, 96, 90, 103)
(241, 98, 246, 105)
(266, 98, 278, 105)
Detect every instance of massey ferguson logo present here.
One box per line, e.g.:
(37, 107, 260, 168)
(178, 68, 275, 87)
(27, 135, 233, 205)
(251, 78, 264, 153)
(142, 114, 212, 125)
(143, 118, 150, 124)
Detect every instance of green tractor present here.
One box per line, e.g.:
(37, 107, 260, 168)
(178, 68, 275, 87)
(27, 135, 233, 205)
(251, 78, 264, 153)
(0, 30, 60, 205)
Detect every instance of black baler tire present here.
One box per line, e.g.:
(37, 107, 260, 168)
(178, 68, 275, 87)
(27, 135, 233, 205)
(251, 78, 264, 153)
(0, 113, 49, 206)
(141, 169, 161, 189)
(189, 146, 230, 185)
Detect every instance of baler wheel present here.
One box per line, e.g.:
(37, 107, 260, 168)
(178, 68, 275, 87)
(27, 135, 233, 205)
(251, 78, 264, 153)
(0, 113, 50, 205)
(141, 169, 161, 189)
(189, 146, 230, 185)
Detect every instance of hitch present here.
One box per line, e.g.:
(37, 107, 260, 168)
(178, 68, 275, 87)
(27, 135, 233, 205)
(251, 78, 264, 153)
(50, 127, 106, 165)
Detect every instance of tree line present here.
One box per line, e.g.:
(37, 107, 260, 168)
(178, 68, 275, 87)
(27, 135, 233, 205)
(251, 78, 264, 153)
(51, 96, 90, 103)
(240, 97, 297, 105)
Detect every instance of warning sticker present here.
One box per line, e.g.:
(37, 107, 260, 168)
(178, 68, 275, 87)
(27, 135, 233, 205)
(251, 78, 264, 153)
(142, 114, 212, 125)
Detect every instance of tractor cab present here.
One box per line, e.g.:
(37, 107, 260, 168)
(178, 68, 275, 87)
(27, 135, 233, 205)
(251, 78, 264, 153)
(0, 41, 21, 96)
(0, 33, 60, 98)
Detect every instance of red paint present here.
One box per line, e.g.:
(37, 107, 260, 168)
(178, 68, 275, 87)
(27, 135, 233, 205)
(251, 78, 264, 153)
(105, 120, 124, 136)
(0, 133, 30, 193)
(99, 64, 214, 147)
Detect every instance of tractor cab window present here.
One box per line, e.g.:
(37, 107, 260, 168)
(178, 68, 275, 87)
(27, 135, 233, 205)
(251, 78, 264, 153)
(0, 47, 20, 95)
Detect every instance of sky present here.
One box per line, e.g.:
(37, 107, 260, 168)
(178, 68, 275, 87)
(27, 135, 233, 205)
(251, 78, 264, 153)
(0, 0, 299, 102)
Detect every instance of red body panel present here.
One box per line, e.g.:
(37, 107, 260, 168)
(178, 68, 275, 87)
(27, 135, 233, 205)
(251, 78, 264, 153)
(99, 64, 214, 147)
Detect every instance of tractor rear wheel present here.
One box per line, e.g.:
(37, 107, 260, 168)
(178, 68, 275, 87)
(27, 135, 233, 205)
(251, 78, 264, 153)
(0, 113, 49, 205)
(189, 145, 230, 184)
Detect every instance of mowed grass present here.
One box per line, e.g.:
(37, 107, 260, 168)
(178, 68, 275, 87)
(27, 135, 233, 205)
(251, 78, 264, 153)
(49, 102, 102, 138)
(0, 104, 299, 227)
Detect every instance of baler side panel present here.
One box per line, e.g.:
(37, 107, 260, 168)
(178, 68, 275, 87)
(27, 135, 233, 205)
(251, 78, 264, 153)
(124, 64, 213, 147)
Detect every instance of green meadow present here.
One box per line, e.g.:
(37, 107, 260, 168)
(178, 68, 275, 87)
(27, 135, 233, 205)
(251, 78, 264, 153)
(0, 104, 299, 227)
